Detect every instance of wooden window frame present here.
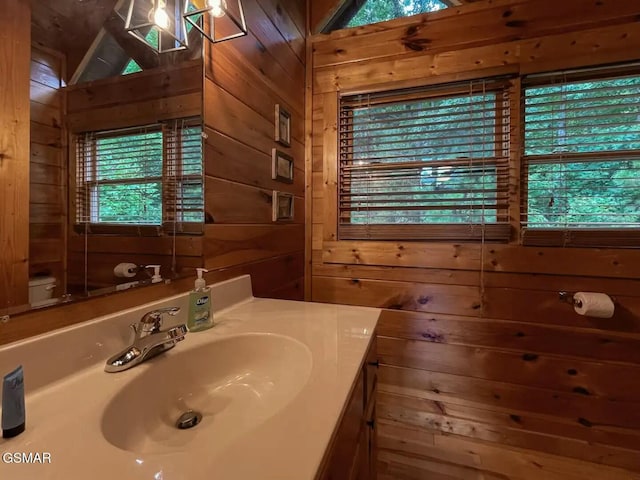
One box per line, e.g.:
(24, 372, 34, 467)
(521, 66, 640, 248)
(73, 118, 204, 236)
(337, 79, 513, 242)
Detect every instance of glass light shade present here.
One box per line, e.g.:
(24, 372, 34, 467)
(124, 0, 189, 53)
(183, 0, 247, 44)
(207, 0, 227, 18)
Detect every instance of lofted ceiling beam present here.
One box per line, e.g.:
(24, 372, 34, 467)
(102, 11, 161, 70)
(66, 0, 122, 78)
(311, 0, 350, 33)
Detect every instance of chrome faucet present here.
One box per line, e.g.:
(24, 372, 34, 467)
(104, 307, 187, 373)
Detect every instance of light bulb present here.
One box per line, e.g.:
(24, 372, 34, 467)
(153, 6, 169, 28)
(148, 0, 169, 29)
(207, 0, 226, 18)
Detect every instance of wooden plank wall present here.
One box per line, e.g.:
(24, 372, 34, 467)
(202, 0, 306, 300)
(30, 46, 66, 298)
(0, 0, 31, 310)
(65, 60, 204, 291)
(309, 1, 640, 479)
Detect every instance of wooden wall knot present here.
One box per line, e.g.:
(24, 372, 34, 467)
(572, 386, 590, 396)
(417, 295, 430, 305)
(505, 20, 527, 28)
(522, 353, 538, 362)
(402, 38, 432, 52)
(421, 330, 444, 343)
(578, 417, 593, 427)
(405, 25, 421, 36)
(402, 24, 431, 52)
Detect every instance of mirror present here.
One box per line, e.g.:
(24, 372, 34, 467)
(1, 0, 205, 317)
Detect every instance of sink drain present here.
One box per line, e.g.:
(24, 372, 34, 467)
(175, 410, 202, 430)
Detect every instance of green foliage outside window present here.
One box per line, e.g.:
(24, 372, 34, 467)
(97, 182, 162, 223)
(178, 126, 206, 223)
(346, 92, 501, 225)
(348, 0, 446, 27)
(525, 76, 640, 228)
(81, 124, 204, 226)
(94, 131, 163, 224)
(122, 59, 143, 76)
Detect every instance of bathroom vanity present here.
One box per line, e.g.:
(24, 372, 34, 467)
(318, 336, 378, 480)
(0, 275, 380, 479)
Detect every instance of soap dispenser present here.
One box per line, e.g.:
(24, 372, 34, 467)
(187, 268, 213, 332)
(146, 265, 163, 284)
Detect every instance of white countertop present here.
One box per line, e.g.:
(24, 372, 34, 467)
(0, 276, 380, 479)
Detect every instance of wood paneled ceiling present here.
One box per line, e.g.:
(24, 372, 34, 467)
(31, 0, 120, 77)
(30, 0, 199, 83)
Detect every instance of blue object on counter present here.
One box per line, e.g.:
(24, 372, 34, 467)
(2, 365, 25, 438)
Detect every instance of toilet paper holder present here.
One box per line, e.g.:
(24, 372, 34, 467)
(558, 291, 583, 308)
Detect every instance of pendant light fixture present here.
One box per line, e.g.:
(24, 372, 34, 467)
(183, 0, 247, 45)
(125, 0, 189, 53)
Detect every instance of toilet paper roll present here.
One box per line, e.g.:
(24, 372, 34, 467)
(574, 292, 614, 318)
(113, 263, 138, 278)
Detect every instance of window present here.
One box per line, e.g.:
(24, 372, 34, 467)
(522, 67, 640, 247)
(122, 59, 143, 76)
(324, 0, 448, 32)
(338, 79, 511, 241)
(75, 118, 204, 233)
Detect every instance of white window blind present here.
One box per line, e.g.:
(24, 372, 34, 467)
(338, 80, 511, 241)
(75, 118, 204, 234)
(522, 67, 640, 247)
(164, 119, 205, 232)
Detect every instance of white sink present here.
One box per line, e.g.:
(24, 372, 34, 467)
(101, 333, 312, 455)
(0, 276, 379, 480)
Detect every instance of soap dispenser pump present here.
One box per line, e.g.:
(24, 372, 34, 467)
(146, 265, 163, 284)
(187, 268, 213, 332)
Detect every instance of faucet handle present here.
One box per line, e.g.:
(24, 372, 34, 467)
(137, 307, 181, 336)
(141, 306, 180, 322)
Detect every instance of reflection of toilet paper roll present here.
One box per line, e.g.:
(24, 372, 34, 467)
(574, 292, 614, 318)
(114, 263, 138, 278)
